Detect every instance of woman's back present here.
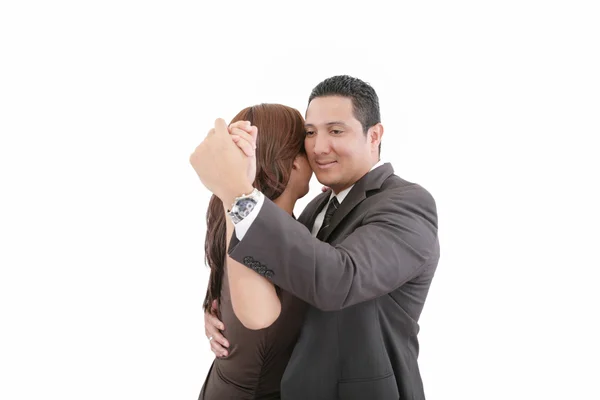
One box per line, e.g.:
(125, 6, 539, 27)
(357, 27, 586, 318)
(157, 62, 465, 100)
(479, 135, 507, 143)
(199, 266, 307, 400)
(199, 103, 310, 399)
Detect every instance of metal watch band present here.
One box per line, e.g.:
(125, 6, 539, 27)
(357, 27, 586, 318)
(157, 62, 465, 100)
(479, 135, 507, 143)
(228, 188, 261, 223)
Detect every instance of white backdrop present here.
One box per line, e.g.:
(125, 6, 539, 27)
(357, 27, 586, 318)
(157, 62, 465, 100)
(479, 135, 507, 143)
(1, 1, 599, 399)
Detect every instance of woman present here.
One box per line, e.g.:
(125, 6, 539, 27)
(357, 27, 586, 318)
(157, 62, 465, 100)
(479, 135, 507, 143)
(199, 104, 312, 399)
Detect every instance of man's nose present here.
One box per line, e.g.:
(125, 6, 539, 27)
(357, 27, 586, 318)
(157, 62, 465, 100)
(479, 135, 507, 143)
(312, 133, 330, 154)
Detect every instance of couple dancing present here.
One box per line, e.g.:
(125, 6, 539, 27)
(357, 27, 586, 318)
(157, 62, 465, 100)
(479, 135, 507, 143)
(190, 75, 440, 400)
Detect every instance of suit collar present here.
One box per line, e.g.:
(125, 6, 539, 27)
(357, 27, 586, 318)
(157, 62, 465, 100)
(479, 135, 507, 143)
(331, 159, 386, 204)
(298, 190, 330, 230)
(317, 162, 394, 241)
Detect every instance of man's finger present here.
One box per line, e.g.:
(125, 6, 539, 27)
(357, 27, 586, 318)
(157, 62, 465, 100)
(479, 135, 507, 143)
(206, 312, 226, 331)
(204, 313, 229, 355)
(206, 128, 215, 136)
(208, 302, 225, 330)
(211, 339, 229, 357)
(206, 326, 229, 348)
(205, 323, 228, 356)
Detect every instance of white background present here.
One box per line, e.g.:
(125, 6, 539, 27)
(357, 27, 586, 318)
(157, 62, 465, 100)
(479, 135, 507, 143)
(1, 1, 599, 399)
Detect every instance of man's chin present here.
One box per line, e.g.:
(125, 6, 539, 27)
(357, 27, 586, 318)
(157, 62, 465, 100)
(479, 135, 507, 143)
(315, 176, 337, 189)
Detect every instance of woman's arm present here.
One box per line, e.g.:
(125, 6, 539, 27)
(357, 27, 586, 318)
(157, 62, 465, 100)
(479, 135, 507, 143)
(223, 205, 281, 329)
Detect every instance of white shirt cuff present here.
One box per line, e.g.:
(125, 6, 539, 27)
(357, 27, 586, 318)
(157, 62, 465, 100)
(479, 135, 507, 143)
(232, 191, 265, 240)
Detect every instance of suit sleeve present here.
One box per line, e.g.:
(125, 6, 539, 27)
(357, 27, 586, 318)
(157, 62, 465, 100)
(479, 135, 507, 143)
(227, 185, 439, 311)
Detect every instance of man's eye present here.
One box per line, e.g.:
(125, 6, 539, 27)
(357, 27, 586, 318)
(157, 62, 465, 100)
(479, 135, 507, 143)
(331, 130, 343, 135)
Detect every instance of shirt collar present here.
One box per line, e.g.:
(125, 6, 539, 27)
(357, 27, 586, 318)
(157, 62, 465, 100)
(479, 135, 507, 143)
(331, 159, 386, 204)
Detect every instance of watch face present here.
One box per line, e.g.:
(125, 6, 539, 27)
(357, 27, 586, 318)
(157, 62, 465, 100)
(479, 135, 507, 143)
(229, 190, 260, 223)
(235, 198, 256, 218)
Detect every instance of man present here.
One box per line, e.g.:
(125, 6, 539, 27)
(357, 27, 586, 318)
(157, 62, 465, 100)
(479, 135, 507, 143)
(190, 75, 440, 399)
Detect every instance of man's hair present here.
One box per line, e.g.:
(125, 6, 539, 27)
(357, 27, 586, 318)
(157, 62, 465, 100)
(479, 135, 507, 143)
(308, 75, 381, 133)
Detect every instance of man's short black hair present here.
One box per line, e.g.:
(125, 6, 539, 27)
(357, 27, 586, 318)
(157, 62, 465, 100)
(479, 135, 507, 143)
(308, 75, 381, 135)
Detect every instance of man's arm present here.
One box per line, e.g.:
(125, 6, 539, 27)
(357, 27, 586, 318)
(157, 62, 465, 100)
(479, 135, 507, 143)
(228, 185, 439, 311)
(223, 204, 282, 330)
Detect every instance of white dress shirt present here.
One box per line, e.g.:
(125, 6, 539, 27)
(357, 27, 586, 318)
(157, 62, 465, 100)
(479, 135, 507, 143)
(234, 160, 386, 240)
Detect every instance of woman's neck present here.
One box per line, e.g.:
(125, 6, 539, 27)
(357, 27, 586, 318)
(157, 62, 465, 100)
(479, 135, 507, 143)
(273, 190, 296, 216)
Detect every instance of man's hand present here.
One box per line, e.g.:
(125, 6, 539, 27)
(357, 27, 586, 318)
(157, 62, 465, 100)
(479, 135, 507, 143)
(228, 120, 258, 185)
(205, 300, 229, 358)
(190, 118, 254, 205)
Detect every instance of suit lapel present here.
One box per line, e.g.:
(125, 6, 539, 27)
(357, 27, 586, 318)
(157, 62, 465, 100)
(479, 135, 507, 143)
(318, 163, 395, 242)
(298, 190, 331, 230)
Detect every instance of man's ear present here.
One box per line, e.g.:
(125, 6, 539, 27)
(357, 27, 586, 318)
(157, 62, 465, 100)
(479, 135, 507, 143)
(369, 123, 384, 150)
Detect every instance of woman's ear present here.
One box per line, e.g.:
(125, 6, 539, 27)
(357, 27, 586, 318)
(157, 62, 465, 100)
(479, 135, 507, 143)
(292, 155, 301, 170)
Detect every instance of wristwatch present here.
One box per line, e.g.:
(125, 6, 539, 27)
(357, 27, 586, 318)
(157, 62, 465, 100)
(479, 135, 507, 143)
(227, 188, 262, 224)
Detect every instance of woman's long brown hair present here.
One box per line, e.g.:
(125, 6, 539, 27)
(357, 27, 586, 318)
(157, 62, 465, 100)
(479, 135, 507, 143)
(203, 104, 306, 312)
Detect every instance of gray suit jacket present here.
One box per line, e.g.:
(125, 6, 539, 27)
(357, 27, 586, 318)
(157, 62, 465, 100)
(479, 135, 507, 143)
(228, 163, 440, 400)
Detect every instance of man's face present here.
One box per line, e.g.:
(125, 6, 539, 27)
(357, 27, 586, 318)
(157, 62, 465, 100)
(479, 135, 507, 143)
(304, 96, 376, 193)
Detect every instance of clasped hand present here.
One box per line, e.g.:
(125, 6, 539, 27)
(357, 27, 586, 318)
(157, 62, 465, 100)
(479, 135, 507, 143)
(189, 119, 258, 204)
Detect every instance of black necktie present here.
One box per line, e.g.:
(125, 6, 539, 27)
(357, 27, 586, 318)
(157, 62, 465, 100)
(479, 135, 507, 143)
(317, 197, 339, 239)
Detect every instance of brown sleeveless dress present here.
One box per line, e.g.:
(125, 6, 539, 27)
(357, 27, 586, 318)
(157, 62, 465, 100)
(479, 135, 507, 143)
(199, 266, 307, 400)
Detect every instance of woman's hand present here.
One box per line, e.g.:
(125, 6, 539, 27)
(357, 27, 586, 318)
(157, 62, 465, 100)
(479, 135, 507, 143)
(228, 120, 258, 185)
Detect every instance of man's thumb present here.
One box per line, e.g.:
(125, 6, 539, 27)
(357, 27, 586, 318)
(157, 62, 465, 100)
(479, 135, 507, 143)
(214, 118, 228, 136)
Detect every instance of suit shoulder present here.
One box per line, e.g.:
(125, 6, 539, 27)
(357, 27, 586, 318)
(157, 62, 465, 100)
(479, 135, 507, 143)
(368, 176, 438, 229)
(382, 175, 436, 204)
